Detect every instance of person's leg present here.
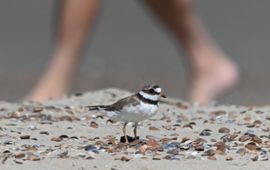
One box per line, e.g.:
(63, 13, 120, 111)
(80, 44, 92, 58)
(144, 0, 239, 105)
(28, 0, 100, 102)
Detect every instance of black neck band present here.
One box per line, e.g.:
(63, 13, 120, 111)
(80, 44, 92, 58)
(136, 93, 158, 105)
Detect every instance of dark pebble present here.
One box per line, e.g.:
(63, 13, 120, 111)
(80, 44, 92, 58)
(3, 140, 13, 145)
(200, 129, 212, 136)
(85, 145, 99, 153)
(20, 135, 30, 140)
(152, 157, 161, 160)
(40, 131, 50, 135)
(59, 135, 69, 139)
(70, 136, 79, 139)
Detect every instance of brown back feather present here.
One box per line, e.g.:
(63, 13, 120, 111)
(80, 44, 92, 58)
(105, 94, 140, 111)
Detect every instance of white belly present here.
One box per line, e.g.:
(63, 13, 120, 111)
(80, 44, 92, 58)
(108, 102, 158, 122)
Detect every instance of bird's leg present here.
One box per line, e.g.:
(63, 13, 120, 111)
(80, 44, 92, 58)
(133, 122, 138, 139)
(122, 122, 129, 144)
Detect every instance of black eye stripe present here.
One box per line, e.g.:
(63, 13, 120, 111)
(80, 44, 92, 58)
(143, 89, 160, 95)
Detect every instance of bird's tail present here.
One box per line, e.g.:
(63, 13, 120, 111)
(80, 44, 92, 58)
(87, 105, 108, 111)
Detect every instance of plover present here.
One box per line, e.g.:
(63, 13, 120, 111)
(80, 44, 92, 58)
(88, 84, 166, 143)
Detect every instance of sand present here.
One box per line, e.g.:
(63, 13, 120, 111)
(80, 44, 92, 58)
(0, 88, 270, 170)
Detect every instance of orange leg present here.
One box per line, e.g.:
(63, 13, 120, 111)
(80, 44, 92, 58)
(133, 122, 138, 139)
(122, 122, 129, 144)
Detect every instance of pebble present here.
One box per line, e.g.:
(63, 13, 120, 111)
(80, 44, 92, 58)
(258, 149, 269, 161)
(218, 127, 230, 133)
(149, 126, 160, 131)
(40, 131, 50, 135)
(20, 135, 30, 140)
(90, 121, 98, 128)
(15, 153, 25, 159)
(245, 142, 260, 151)
(120, 156, 131, 162)
(179, 140, 192, 150)
(200, 129, 212, 136)
(85, 145, 99, 153)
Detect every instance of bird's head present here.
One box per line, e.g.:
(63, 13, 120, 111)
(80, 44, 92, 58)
(138, 84, 166, 102)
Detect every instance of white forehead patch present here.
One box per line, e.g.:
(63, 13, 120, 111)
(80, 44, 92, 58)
(154, 88, 161, 93)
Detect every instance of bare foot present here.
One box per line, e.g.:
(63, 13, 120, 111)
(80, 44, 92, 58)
(27, 76, 68, 102)
(27, 85, 67, 102)
(188, 46, 239, 105)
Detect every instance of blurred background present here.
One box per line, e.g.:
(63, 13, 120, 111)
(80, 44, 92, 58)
(0, 0, 269, 105)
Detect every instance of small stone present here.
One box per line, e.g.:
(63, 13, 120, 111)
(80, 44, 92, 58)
(214, 142, 226, 154)
(226, 156, 233, 161)
(245, 142, 260, 151)
(90, 121, 98, 128)
(40, 131, 50, 135)
(33, 107, 43, 113)
(70, 136, 79, 140)
(183, 124, 193, 129)
(3, 140, 13, 145)
(163, 155, 173, 160)
(254, 120, 262, 125)
(120, 156, 131, 162)
(218, 127, 230, 134)
(20, 135, 30, 140)
(59, 135, 69, 139)
(258, 149, 269, 161)
(239, 135, 251, 142)
(51, 137, 62, 142)
(199, 129, 212, 136)
(15, 153, 25, 159)
(152, 157, 161, 160)
(14, 160, 23, 164)
(251, 155, 258, 161)
(147, 139, 161, 150)
(194, 143, 204, 151)
(179, 140, 192, 150)
(221, 134, 238, 143)
(149, 126, 160, 131)
(251, 136, 262, 144)
(84, 145, 99, 153)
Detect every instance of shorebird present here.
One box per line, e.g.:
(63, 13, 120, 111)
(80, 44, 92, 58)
(88, 84, 166, 143)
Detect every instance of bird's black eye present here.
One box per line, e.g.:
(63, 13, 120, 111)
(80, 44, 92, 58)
(149, 89, 156, 94)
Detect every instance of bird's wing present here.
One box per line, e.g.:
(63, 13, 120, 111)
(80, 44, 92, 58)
(105, 94, 140, 111)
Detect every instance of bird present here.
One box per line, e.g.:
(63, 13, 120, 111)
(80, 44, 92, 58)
(87, 84, 166, 143)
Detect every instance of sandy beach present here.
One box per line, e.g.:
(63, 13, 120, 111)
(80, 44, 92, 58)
(1, 88, 270, 170)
